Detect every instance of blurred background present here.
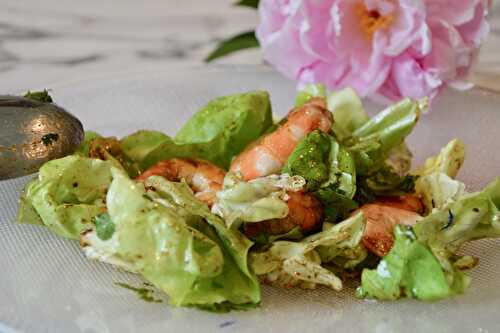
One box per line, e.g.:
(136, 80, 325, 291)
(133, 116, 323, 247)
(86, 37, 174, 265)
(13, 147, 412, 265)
(0, 0, 498, 92)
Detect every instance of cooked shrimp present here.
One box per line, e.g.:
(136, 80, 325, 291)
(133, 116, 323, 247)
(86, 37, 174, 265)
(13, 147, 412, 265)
(136, 158, 226, 206)
(358, 202, 422, 257)
(374, 194, 423, 214)
(243, 191, 324, 238)
(230, 98, 333, 180)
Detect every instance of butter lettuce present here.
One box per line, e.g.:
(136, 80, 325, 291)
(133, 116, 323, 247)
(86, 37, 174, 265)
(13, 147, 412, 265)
(17, 156, 113, 239)
(211, 173, 305, 229)
(283, 130, 357, 221)
(328, 87, 369, 140)
(82, 170, 260, 309)
(295, 83, 327, 107)
(295, 85, 369, 140)
(347, 98, 425, 175)
(250, 213, 366, 290)
(414, 178, 500, 277)
(120, 130, 170, 163)
(415, 139, 466, 212)
(357, 225, 465, 301)
(359, 178, 500, 301)
(355, 143, 416, 204)
(415, 139, 465, 179)
(140, 91, 273, 170)
(75, 131, 102, 156)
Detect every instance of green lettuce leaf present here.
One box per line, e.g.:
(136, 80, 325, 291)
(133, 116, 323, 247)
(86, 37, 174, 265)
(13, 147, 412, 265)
(295, 83, 327, 107)
(413, 178, 500, 279)
(283, 130, 357, 221)
(120, 130, 170, 163)
(295, 85, 369, 141)
(75, 131, 102, 157)
(357, 225, 465, 301)
(415, 139, 465, 179)
(141, 91, 273, 170)
(211, 172, 305, 229)
(17, 179, 44, 226)
(82, 170, 260, 308)
(414, 139, 466, 212)
(327, 87, 369, 140)
(355, 143, 416, 204)
(250, 213, 366, 290)
(17, 156, 113, 239)
(347, 98, 426, 175)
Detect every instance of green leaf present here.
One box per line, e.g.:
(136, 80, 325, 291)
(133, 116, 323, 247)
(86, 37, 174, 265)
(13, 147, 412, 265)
(358, 225, 458, 301)
(234, 0, 259, 8)
(93, 213, 115, 241)
(295, 84, 327, 107)
(75, 131, 102, 157)
(82, 172, 261, 308)
(212, 173, 305, 229)
(283, 130, 357, 222)
(205, 31, 259, 62)
(24, 89, 53, 103)
(328, 87, 369, 140)
(143, 91, 273, 169)
(250, 213, 366, 290)
(16, 156, 114, 239)
(347, 98, 425, 175)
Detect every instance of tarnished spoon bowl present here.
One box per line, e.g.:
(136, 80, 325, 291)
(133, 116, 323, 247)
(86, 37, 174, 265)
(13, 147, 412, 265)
(0, 95, 84, 180)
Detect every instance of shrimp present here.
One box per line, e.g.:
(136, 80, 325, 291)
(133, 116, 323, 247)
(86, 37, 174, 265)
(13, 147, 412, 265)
(243, 191, 324, 238)
(358, 195, 423, 257)
(230, 98, 333, 180)
(373, 194, 423, 214)
(136, 158, 226, 206)
(137, 158, 324, 236)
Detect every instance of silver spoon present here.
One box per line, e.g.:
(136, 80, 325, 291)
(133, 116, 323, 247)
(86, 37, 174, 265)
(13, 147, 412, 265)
(0, 95, 84, 180)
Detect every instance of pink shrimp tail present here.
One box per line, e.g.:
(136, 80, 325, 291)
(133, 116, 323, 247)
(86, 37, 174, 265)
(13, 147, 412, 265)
(230, 98, 332, 180)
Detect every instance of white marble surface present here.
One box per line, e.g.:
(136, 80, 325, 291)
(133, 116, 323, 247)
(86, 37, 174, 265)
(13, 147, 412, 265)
(0, 0, 499, 93)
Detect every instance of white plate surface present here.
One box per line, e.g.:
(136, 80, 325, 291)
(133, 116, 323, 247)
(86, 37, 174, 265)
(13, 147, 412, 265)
(1, 65, 500, 333)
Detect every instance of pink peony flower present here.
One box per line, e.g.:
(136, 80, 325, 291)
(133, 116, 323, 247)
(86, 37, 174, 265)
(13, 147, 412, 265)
(256, 0, 490, 102)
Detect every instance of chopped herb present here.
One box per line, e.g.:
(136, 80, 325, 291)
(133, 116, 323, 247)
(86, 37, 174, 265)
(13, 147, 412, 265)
(41, 133, 59, 146)
(115, 282, 162, 303)
(24, 89, 53, 103)
(93, 213, 115, 240)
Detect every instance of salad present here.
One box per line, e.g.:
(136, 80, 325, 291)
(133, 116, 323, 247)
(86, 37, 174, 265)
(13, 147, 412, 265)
(17, 86, 500, 312)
